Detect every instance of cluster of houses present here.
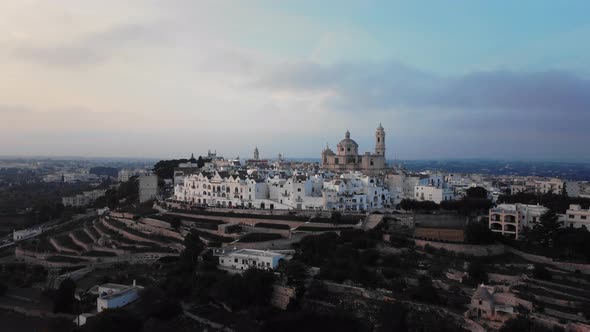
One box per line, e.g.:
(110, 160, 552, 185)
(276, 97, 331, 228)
(489, 203, 590, 239)
(61, 189, 107, 208)
(172, 170, 392, 212)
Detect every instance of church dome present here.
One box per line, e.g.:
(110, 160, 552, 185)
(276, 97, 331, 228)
(338, 130, 359, 148)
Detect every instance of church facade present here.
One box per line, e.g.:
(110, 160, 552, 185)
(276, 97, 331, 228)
(321, 124, 387, 175)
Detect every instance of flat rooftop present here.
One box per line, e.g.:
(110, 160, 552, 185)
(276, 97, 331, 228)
(99, 283, 129, 291)
(99, 286, 139, 300)
(228, 249, 284, 258)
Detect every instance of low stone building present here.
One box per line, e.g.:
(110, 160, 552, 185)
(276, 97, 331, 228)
(468, 284, 517, 322)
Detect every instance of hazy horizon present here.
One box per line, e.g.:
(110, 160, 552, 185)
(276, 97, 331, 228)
(2, 1, 590, 161)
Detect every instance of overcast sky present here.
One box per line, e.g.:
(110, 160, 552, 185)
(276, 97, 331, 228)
(1, 1, 589, 161)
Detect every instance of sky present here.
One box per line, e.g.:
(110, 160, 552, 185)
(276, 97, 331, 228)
(1, 0, 590, 161)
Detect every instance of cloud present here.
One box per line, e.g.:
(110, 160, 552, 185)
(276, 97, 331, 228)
(11, 22, 169, 66)
(256, 61, 590, 112)
(252, 61, 590, 136)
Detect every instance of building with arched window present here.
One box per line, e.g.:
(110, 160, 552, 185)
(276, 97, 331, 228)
(321, 125, 387, 175)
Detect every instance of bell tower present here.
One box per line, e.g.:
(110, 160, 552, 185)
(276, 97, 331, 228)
(254, 146, 260, 160)
(375, 123, 386, 156)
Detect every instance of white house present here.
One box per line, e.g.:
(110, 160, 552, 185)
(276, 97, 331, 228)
(564, 204, 590, 229)
(489, 203, 548, 239)
(218, 249, 285, 271)
(13, 227, 43, 242)
(96, 282, 141, 313)
(414, 185, 455, 204)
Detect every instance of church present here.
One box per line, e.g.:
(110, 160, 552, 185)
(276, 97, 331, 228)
(321, 124, 387, 175)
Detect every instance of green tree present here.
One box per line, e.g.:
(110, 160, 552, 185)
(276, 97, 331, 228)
(531, 210, 562, 247)
(169, 217, 181, 230)
(532, 264, 551, 280)
(179, 229, 205, 268)
(466, 187, 488, 199)
(280, 260, 308, 286)
(87, 308, 143, 332)
(378, 303, 408, 332)
(468, 260, 488, 284)
(465, 221, 495, 244)
(53, 278, 76, 314)
(139, 286, 182, 321)
(409, 276, 439, 304)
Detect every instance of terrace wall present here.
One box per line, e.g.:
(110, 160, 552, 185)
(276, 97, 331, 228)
(49, 237, 82, 255)
(113, 217, 184, 241)
(414, 239, 505, 256)
(170, 212, 357, 232)
(69, 232, 92, 251)
(83, 227, 100, 242)
(100, 218, 167, 247)
(249, 226, 291, 238)
(507, 248, 590, 274)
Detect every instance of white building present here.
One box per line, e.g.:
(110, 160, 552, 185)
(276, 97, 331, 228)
(564, 204, 590, 229)
(139, 174, 158, 203)
(510, 177, 564, 195)
(13, 227, 43, 241)
(73, 313, 95, 327)
(218, 249, 285, 271)
(489, 203, 548, 239)
(535, 178, 564, 194)
(174, 170, 391, 212)
(96, 283, 141, 313)
(414, 185, 455, 204)
(62, 189, 107, 207)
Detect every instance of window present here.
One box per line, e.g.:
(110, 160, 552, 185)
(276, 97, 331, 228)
(234, 258, 238, 263)
(297, 188, 301, 192)
(347, 147, 350, 152)
(569, 214, 575, 219)
(266, 262, 270, 267)
(582, 215, 587, 220)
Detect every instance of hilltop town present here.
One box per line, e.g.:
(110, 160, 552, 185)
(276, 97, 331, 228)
(1, 126, 590, 332)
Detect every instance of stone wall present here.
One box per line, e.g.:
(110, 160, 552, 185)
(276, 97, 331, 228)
(142, 217, 172, 229)
(110, 212, 135, 219)
(69, 231, 92, 251)
(49, 237, 82, 255)
(271, 285, 296, 310)
(226, 233, 306, 250)
(487, 273, 521, 284)
(507, 248, 590, 275)
(248, 225, 292, 238)
(414, 239, 505, 256)
(100, 218, 167, 247)
(83, 227, 100, 242)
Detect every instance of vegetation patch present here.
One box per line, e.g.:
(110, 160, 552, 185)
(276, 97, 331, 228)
(73, 229, 94, 244)
(46, 255, 88, 263)
(85, 250, 118, 257)
(254, 222, 290, 229)
(55, 234, 85, 252)
(296, 225, 354, 232)
(194, 230, 234, 243)
(239, 233, 283, 242)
